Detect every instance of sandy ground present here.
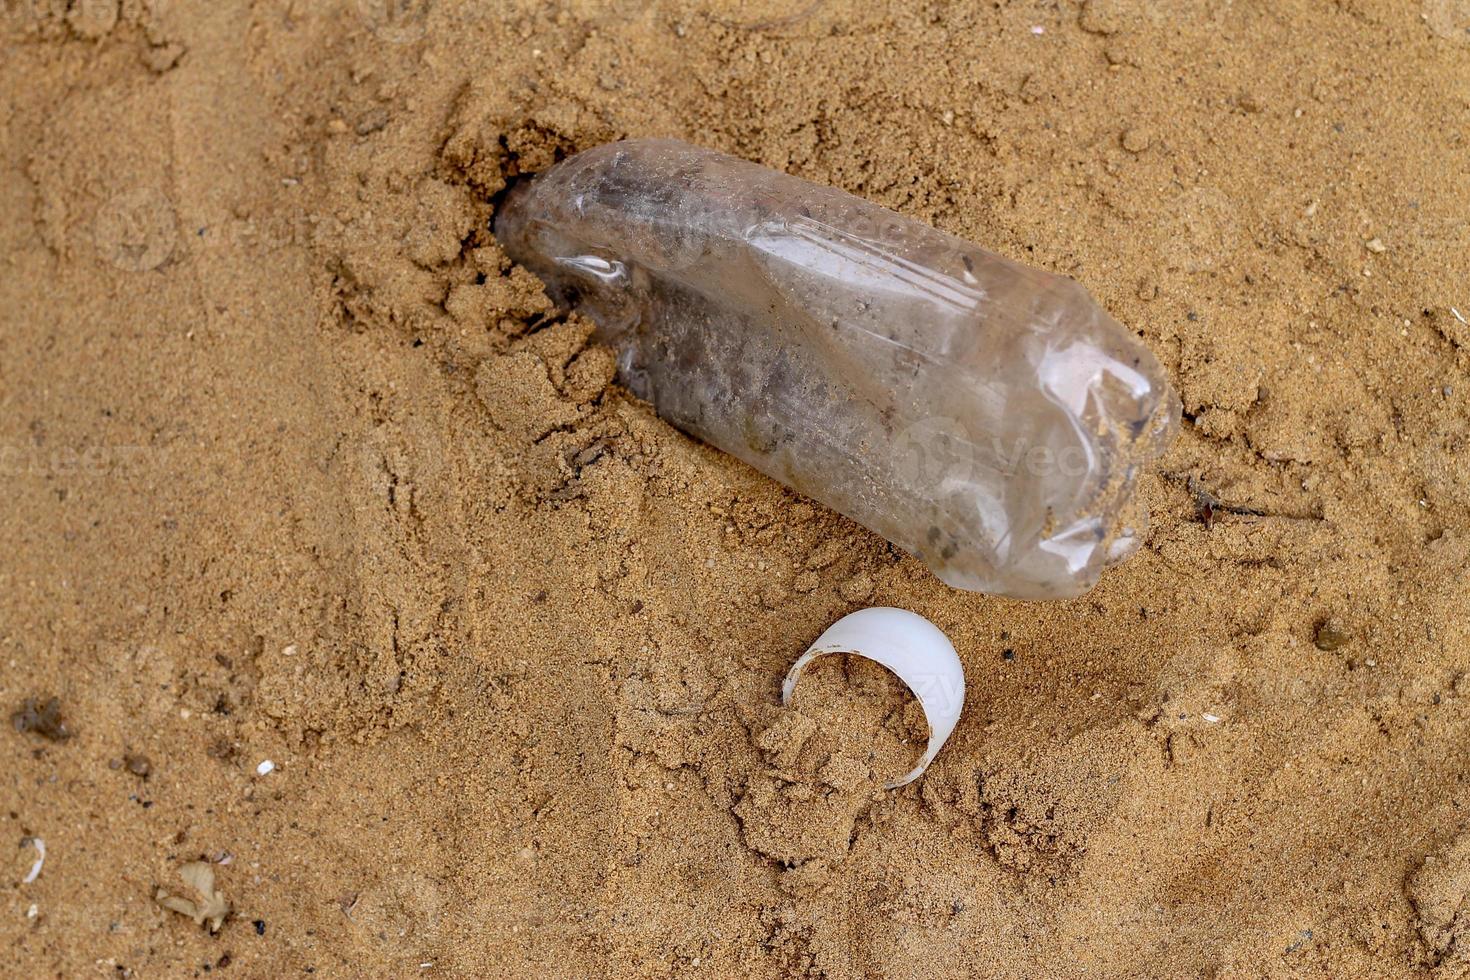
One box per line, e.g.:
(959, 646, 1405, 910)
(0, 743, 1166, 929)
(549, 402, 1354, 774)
(3, 0, 1470, 976)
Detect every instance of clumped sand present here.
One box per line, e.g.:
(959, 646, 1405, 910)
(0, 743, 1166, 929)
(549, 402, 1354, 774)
(3, 1, 1469, 977)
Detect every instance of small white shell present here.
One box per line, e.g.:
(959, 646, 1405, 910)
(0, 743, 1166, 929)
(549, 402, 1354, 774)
(21, 837, 45, 885)
(782, 607, 965, 789)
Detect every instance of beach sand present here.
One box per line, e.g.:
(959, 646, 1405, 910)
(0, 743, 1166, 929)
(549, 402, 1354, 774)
(3, 1, 1469, 976)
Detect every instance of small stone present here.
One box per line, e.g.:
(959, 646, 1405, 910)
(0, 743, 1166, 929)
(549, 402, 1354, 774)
(124, 753, 152, 778)
(12, 697, 70, 741)
(1121, 127, 1152, 153)
(1313, 620, 1351, 651)
(142, 43, 186, 73)
(355, 108, 389, 136)
(256, 759, 276, 776)
(1237, 92, 1265, 114)
(1365, 237, 1386, 253)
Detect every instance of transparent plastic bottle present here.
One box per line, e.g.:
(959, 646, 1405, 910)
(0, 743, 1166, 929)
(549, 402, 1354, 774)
(495, 139, 1179, 599)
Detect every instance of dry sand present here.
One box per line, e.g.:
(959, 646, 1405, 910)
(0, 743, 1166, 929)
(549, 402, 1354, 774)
(3, 0, 1470, 976)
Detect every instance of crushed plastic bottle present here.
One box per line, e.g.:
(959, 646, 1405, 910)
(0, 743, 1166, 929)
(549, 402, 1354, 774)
(494, 139, 1179, 599)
